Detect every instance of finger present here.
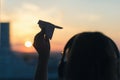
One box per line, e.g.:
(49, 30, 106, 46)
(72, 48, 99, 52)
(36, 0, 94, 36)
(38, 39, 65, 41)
(34, 32, 44, 43)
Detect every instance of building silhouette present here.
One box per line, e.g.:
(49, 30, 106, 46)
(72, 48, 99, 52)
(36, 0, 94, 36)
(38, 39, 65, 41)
(0, 22, 36, 80)
(0, 23, 10, 49)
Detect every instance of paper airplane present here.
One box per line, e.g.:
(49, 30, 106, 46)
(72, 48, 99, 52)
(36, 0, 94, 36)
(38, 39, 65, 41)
(38, 20, 63, 40)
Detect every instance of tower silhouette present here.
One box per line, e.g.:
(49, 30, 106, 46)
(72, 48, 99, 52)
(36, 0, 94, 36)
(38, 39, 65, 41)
(0, 23, 10, 49)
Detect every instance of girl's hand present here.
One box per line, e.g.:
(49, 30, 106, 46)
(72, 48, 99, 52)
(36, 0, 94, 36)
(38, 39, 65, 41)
(33, 32, 50, 62)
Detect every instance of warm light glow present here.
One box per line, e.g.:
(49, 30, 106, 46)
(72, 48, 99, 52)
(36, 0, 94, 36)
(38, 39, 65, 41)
(1, 0, 120, 53)
(24, 41, 32, 48)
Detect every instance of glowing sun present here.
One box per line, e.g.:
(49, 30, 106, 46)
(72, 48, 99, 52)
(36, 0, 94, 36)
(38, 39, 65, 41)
(24, 41, 32, 48)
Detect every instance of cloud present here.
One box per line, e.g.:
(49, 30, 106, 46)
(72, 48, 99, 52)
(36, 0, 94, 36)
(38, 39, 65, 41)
(9, 2, 64, 35)
(76, 13, 101, 22)
(2, 2, 63, 24)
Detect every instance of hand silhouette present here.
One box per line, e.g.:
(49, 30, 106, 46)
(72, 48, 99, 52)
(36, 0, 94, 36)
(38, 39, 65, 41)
(33, 31, 50, 62)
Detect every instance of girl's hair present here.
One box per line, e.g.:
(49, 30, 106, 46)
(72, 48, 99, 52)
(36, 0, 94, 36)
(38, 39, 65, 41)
(59, 32, 119, 80)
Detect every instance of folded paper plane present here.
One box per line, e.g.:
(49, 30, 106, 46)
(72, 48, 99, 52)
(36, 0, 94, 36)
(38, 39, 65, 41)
(38, 20, 63, 40)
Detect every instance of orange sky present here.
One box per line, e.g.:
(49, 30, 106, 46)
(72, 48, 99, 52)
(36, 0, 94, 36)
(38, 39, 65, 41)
(9, 20, 81, 53)
(1, 0, 120, 53)
(9, 20, 120, 53)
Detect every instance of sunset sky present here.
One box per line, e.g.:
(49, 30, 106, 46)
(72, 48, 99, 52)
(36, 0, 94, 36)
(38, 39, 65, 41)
(1, 0, 120, 53)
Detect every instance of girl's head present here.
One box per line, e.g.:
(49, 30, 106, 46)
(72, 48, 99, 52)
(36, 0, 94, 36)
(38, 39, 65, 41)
(58, 31, 119, 80)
